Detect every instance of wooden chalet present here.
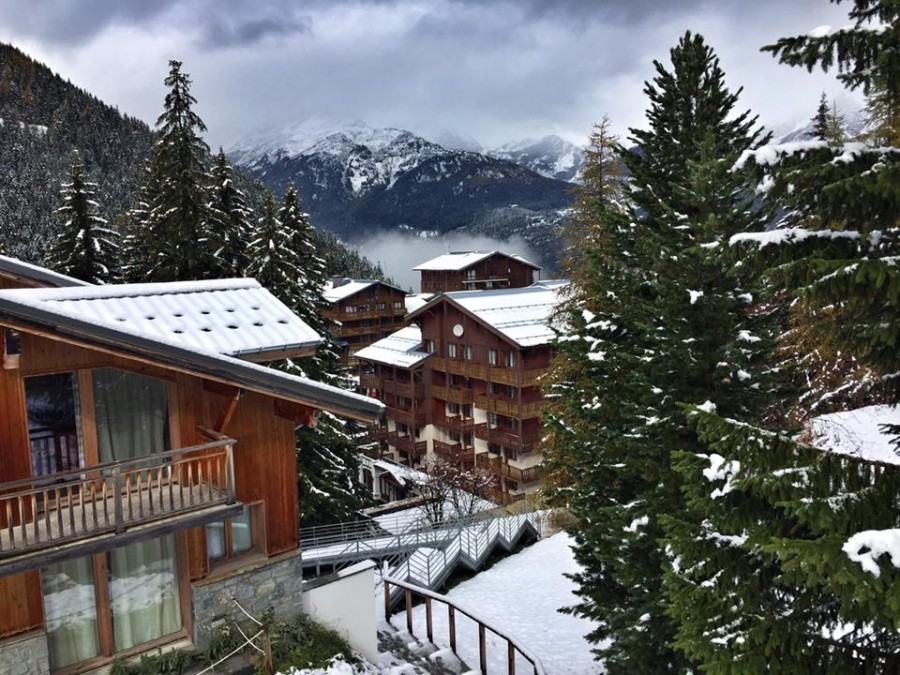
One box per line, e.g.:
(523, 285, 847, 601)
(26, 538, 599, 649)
(321, 279, 408, 366)
(0, 257, 383, 674)
(413, 251, 540, 295)
(358, 280, 567, 504)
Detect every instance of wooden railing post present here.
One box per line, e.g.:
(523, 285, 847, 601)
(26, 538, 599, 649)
(225, 443, 236, 503)
(425, 596, 433, 643)
(448, 605, 456, 652)
(479, 623, 488, 674)
(384, 580, 392, 622)
(112, 467, 124, 533)
(405, 588, 414, 635)
(508, 640, 516, 675)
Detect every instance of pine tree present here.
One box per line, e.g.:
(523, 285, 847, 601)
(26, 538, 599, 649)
(246, 188, 371, 526)
(206, 148, 254, 277)
(809, 92, 830, 140)
(542, 32, 772, 673)
(122, 60, 218, 282)
(825, 100, 847, 145)
(45, 154, 119, 283)
(664, 2, 900, 670)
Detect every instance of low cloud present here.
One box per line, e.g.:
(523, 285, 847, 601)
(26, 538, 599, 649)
(350, 231, 543, 293)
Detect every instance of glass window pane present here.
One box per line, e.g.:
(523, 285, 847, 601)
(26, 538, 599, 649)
(109, 535, 182, 651)
(206, 521, 227, 560)
(93, 368, 168, 464)
(25, 373, 83, 476)
(43, 556, 100, 670)
(231, 507, 253, 554)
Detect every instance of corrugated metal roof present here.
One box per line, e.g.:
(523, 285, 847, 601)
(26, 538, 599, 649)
(412, 251, 540, 272)
(0, 279, 321, 357)
(355, 325, 430, 369)
(0, 255, 91, 288)
(441, 284, 569, 348)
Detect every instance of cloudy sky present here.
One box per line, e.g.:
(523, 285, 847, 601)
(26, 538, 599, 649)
(0, 0, 859, 150)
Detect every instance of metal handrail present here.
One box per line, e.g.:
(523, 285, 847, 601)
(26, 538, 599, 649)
(384, 575, 547, 675)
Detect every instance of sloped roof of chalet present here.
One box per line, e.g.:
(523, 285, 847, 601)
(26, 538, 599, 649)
(0, 279, 321, 359)
(412, 251, 541, 272)
(322, 279, 407, 304)
(0, 254, 91, 288)
(808, 404, 900, 465)
(0, 280, 383, 423)
(404, 293, 433, 314)
(407, 283, 569, 349)
(355, 325, 430, 369)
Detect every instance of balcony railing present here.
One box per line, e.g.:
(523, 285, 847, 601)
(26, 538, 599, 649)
(325, 307, 406, 323)
(433, 415, 476, 433)
(433, 440, 475, 468)
(0, 437, 238, 575)
(474, 394, 544, 419)
(473, 424, 540, 453)
(431, 384, 475, 405)
(429, 357, 545, 388)
(476, 454, 542, 484)
(385, 406, 428, 426)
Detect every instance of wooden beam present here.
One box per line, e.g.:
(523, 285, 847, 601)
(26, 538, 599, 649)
(274, 399, 318, 427)
(214, 389, 243, 434)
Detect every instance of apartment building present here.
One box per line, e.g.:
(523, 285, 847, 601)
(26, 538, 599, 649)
(413, 251, 540, 294)
(322, 278, 408, 365)
(358, 281, 567, 504)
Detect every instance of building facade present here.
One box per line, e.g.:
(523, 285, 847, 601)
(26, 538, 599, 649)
(413, 251, 540, 294)
(358, 282, 565, 504)
(0, 259, 382, 674)
(322, 279, 408, 366)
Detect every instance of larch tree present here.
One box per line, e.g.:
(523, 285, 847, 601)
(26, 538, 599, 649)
(665, 1, 900, 670)
(206, 148, 254, 277)
(122, 60, 218, 282)
(542, 31, 773, 674)
(45, 154, 119, 283)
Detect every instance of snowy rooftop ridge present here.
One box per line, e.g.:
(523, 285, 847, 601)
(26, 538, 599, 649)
(413, 251, 540, 272)
(0, 278, 321, 359)
(0, 254, 90, 288)
(322, 279, 406, 304)
(808, 405, 900, 465)
(355, 325, 429, 369)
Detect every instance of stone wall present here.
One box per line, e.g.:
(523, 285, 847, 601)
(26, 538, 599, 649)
(0, 631, 50, 675)
(191, 550, 304, 646)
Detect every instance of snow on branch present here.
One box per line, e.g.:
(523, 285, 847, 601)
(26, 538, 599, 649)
(844, 529, 900, 577)
(729, 228, 860, 248)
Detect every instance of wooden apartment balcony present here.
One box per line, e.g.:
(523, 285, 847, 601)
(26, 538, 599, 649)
(385, 406, 428, 426)
(359, 375, 423, 399)
(432, 440, 475, 468)
(0, 437, 240, 576)
(326, 307, 406, 323)
(475, 453, 542, 484)
(474, 394, 544, 419)
(429, 357, 545, 387)
(473, 423, 540, 453)
(433, 415, 476, 433)
(430, 384, 475, 405)
(380, 431, 427, 458)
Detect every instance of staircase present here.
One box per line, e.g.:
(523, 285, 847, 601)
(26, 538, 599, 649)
(300, 510, 544, 601)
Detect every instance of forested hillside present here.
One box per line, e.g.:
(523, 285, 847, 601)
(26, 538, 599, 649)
(0, 43, 381, 278)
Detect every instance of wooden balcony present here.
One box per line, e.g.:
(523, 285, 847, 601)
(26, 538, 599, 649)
(429, 357, 545, 387)
(430, 384, 474, 405)
(0, 437, 240, 576)
(433, 440, 475, 468)
(475, 453, 542, 484)
(433, 415, 476, 433)
(385, 406, 428, 426)
(474, 423, 540, 453)
(474, 394, 544, 419)
(325, 307, 406, 323)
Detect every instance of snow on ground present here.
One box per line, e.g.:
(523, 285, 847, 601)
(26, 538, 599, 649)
(394, 532, 603, 674)
(808, 404, 900, 465)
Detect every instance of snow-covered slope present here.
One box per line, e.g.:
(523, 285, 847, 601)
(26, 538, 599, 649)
(488, 135, 584, 182)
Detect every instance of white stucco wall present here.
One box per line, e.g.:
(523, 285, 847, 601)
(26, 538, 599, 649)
(302, 560, 379, 662)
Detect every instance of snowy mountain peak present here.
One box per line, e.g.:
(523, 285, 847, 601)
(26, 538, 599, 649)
(487, 135, 583, 182)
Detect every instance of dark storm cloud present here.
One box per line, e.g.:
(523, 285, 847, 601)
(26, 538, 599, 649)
(199, 11, 312, 49)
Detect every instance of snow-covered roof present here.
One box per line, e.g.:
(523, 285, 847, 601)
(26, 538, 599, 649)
(355, 325, 430, 369)
(413, 251, 540, 272)
(808, 405, 900, 465)
(0, 255, 90, 288)
(0, 278, 321, 359)
(411, 283, 568, 348)
(530, 279, 569, 290)
(0, 281, 383, 422)
(322, 279, 406, 304)
(405, 293, 432, 314)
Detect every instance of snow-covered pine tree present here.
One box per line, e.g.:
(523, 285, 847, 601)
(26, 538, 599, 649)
(45, 154, 119, 283)
(542, 32, 773, 673)
(665, 1, 900, 670)
(206, 148, 254, 277)
(246, 188, 371, 527)
(809, 92, 830, 140)
(121, 60, 218, 282)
